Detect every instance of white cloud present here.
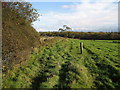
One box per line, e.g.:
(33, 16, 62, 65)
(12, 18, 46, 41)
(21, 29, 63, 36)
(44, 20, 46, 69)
(24, 0, 120, 2)
(33, 1, 118, 32)
(62, 5, 71, 8)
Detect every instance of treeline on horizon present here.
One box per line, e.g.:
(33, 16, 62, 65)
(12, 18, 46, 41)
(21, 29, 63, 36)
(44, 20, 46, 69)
(39, 32, 120, 40)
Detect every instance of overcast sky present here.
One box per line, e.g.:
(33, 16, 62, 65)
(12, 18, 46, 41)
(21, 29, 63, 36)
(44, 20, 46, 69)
(31, 0, 118, 32)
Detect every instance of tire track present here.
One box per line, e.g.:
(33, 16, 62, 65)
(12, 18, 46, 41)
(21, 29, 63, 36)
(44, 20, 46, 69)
(84, 45, 120, 88)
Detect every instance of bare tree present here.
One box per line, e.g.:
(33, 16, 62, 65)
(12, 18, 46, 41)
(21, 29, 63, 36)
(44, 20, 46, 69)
(58, 25, 72, 32)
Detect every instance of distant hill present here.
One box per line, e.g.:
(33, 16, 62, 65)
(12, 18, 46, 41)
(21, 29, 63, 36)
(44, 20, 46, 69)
(2, 2, 40, 68)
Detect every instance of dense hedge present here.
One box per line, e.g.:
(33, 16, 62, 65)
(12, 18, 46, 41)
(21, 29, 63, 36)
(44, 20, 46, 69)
(39, 32, 120, 40)
(2, 2, 40, 68)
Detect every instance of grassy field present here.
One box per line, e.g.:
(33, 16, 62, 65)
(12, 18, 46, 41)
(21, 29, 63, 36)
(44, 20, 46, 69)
(3, 38, 120, 88)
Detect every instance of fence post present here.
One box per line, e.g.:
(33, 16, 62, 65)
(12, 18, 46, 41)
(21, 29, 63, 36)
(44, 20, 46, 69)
(80, 42, 83, 54)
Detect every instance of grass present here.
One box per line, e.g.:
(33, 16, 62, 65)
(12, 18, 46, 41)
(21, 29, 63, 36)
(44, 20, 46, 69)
(3, 38, 120, 88)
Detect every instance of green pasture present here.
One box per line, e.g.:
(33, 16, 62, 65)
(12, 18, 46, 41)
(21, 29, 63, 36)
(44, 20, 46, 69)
(3, 38, 120, 88)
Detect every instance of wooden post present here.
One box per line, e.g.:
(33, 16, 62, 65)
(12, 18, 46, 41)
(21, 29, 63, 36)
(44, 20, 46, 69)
(80, 42, 83, 54)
